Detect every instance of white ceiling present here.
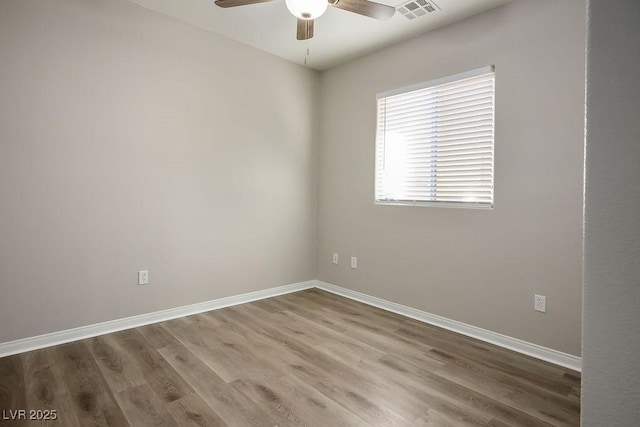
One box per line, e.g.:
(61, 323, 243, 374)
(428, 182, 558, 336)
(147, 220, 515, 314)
(127, 0, 513, 70)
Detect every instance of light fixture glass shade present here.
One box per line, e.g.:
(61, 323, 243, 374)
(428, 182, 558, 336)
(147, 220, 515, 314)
(285, 0, 328, 20)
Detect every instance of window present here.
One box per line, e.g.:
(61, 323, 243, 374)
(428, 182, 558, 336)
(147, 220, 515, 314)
(375, 66, 495, 208)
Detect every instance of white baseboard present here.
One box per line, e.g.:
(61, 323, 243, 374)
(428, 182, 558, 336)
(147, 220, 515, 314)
(313, 280, 582, 372)
(0, 279, 582, 372)
(0, 280, 315, 358)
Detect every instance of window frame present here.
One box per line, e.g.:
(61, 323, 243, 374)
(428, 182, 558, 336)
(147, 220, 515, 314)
(374, 65, 495, 210)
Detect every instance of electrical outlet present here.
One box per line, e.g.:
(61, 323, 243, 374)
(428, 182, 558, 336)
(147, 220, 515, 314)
(332, 253, 339, 264)
(534, 294, 546, 312)
(351, 256, 358, 269)
(138, 270, 149, 286)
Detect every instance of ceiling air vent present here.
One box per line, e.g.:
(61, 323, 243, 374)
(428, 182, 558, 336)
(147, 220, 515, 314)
(397, 0, 440, 20)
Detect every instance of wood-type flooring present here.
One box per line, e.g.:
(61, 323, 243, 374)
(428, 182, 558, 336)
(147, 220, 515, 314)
(0, 289, 581, 426)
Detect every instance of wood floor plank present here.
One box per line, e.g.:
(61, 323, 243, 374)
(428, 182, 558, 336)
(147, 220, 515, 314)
(25, 366, 68, 420)
(55, 341, 130, 426)
(285, 308, 445, 373)
(218, 305, 410, 426)
(414, 408, 491, 426)
(251, 300, 389, 362)
(268, 314, 494, 425)
(430, 351, 579, 425)
(158, 344, 279, 427)
(136, 324, 182, 350)
(291, 289, 427, 334)
(229, 377, 309, 426)
(0, 354, 22, 377)
(395, 322, 574, 381)
(113, 328, 193, 404)
(230, 374, 366, 427)
(0, 290, 581, 426)
(209, 308, 388, 424)
(165, 392, 228, 427)
(243, 303, 450, 422)
(278, 292, 442, 361)
(185, 313, 287, 382)
(0, 355, 27, 427)
(115, 384, 179, 427)
(364, 354, 553, 426)
(87, 334, 147, 394)
(22, 348, 81, 427)
(21, 347, 57, 377)
(161, 316, 283, 384)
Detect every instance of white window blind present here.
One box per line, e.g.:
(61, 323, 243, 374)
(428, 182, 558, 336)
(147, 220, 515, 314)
(375, 66, 495, 208)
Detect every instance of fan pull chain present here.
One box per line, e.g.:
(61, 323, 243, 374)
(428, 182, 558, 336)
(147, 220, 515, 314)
(304, 39, 310, 65)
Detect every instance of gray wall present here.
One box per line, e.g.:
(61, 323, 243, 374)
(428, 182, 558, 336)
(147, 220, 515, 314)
(317, 0, 585, 356)
(0, 0, 319, 343)
(582, 0, 640, 424)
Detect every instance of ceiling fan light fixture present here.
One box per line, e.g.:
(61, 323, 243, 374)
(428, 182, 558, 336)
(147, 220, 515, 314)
(285, 0, 328, 20)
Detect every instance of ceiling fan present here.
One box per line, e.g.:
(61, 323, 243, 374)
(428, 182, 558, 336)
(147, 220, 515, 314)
(214, 0, 396, 40)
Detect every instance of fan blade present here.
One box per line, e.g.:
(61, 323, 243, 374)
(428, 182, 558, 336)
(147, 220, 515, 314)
(296, 18, 314, 40)
(328, 0, 395, 20)
(214, 0, 277, 8)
